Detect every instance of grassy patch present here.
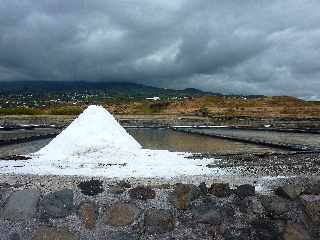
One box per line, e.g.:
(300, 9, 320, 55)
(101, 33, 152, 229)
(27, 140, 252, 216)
(0, 108, 43, 115)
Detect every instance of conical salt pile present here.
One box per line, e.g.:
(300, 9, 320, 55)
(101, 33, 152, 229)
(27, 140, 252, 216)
(37, 105, 141, 158)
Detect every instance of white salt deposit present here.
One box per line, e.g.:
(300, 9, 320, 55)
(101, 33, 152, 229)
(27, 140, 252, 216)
(0, 105, 225, 178)
(37, 105, 141, 158)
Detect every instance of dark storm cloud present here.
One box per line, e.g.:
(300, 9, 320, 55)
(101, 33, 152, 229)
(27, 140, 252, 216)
(0, 0, 320, 98)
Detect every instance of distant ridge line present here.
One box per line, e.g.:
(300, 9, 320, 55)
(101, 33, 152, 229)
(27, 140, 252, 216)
(0, 80, 264, 98)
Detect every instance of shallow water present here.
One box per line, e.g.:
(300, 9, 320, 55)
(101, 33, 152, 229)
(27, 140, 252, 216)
(127, 128, 280, 153)
(0, 128, 58, 140)
(0, 138, 52, 157)
(190, 128, 320, 149)
(0, 128, 280, 157)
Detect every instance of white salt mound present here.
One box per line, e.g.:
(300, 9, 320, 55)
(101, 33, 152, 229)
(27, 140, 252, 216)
(0, 105, 226, 178)
(37, 105, 141, 158)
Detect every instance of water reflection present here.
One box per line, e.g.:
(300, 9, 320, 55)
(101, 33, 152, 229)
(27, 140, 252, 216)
(0, 138, 52, 157)
(0, 128, 58, 140)
(127, 128, 280, 153)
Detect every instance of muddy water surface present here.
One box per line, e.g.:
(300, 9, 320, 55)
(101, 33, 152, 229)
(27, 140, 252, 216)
(0, 128, 281, 157)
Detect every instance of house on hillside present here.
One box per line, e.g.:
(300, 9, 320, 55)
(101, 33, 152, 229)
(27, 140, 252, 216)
(146, 97, 160, 101)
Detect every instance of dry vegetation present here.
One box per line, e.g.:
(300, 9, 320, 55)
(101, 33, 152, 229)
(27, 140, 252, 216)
(1, 96, 320, 120)
(107, 96, 320, 119)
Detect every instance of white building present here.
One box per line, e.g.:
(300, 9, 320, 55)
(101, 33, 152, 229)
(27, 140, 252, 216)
(146, 96, 160, 101)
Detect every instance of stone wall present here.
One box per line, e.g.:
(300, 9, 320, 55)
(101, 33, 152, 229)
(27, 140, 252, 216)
(0, 179, 319, 240)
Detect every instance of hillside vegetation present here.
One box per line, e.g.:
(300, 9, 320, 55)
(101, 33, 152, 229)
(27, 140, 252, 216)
(108, 96, 320, 119)
(1, 96, 319, 119)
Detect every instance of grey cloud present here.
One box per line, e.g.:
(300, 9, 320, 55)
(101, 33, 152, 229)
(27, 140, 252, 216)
(0, 0, 319, 98)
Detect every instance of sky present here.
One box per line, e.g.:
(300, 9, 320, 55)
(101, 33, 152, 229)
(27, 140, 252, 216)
(0, 1, 320, 99)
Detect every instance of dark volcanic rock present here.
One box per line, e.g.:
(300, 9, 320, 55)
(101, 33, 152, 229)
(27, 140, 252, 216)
(2, 190, 40, 221)
(0, 188, 6, 205)
(198, 182, 208, 195)
(129, 186, 156, 200)
(275, 184, 304, 200)
(170, 183, 201, 210)
(282, 224, 311, 240)
(105, 202, 140, 226)
(9, 232, 20, 240)
(40, 189, 74, 218)
(32, 226, 78, 240)
(303, 181, 320, 195)
(117, 180, 131, 189)
(110, 232, 139, 240)
(109, 181, 131, 195)
(235, 184, 255, 199)
(208, 182, 232, 198)
(300, 194, 320, 223)
(78, 201, 97, 229)
(0, 182, 11, 189)
(144, 209, 175, 234)
(192, 198, 234, 225)
(109, 186, 126, 194)
(77, 179, 103, 196)
(222, 228, 252, 240)
(260, 195, 289, 218)
(193, 207, 222, 225)
(238, 196, 265, 217)
(251, 218, 280, 240)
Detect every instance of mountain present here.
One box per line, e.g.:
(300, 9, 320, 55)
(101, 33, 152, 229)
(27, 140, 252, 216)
(0, 81, 221, 99)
